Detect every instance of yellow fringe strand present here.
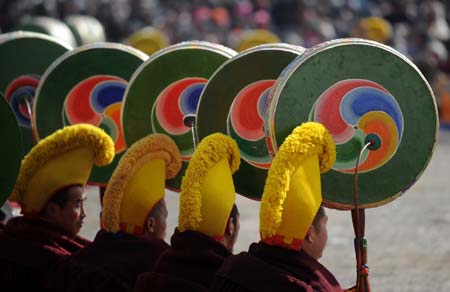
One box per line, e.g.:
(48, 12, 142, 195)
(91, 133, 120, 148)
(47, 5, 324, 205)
(178, 133, 240, 232)
(259, 122, 336, 239)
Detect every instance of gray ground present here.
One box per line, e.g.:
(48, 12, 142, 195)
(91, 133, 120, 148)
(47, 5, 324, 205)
(81, 130, 450, 291)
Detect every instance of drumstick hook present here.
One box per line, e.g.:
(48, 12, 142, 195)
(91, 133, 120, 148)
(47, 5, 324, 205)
(183, 114, 198, 150)
(353, 139, 375, 292)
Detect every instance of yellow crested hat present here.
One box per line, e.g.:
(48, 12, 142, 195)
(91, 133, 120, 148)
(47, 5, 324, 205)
(236, 29, 280, 52)
(9, 124, 115, 215)
(128, 26, 169, 55)
(355, 17, 392, 43)
(178, 133, 240, 239)
(102, 134, 181, 235)
(260, 122, 336, 251)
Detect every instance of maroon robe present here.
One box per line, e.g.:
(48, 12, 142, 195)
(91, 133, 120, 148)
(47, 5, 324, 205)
(0, 216, 89, 292)
(209, 241, 344, 292)
(134, 229, 232, 292)
(43, 229, 169, 292)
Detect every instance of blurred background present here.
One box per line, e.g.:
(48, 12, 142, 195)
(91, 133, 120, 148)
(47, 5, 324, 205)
(1, 0, 450, 125)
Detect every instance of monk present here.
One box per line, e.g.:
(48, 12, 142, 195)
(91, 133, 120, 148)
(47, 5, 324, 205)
(0, 124, 115, 291)
(210, 207, 343, 292)
(209, 122, 344, 292)
(43, 134, 182, 291)
(134, 133, 241, 292)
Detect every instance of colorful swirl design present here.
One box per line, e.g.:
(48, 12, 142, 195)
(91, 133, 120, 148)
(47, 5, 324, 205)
(152, 77, 207, 160)
(4, 75, 40, 128)
(227, 80, 275, 169)
(311, 79, 404, 173)
(63, 75, 127, 154)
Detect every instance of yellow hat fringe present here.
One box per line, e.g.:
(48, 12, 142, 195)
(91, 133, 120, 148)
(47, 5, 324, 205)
(10, 124, 114, 202)
(259, 122, 336, 239)
(102, 134, 181, 233)
(178, 133, 240, 232)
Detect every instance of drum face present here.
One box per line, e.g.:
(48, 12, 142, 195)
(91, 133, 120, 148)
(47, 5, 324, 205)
(197, 44, 304, 199)
(0, 97, 22, 205)
(0, 32, 71, 157)
(34, 43, 147, 185)
(265, 39, 438, 209)
(122, 41, 236, 190)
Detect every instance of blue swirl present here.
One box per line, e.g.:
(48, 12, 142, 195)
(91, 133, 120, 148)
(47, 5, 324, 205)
(91, 81, 126, 113)
(341, 86, 403, 141)
(10, 86, 35, 127)
(257, 88, 271, 118)
(179, 83, 205, 115)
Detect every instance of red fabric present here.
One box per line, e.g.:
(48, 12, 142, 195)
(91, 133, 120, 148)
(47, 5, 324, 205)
(210, 241, 344, 292)
(0, 216, 89, 291)
(262, 234, 304, 251)
(43, 229, 169, 292)
(134, 229, 231, 292)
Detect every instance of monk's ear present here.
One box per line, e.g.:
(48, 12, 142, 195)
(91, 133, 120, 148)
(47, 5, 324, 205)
(305, 227, 314, 243)
(225, 216, 235, 236)
(146, 216, 156, 233)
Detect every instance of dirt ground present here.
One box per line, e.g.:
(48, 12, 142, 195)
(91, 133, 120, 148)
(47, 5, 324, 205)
(81, 129, 450, 292)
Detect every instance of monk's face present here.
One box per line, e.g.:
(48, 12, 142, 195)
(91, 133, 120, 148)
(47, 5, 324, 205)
(154, 200, 168, 240)
(223, 213, 240, 252)
(146, 199, 168, 240)
(48, 186, 87, 236)
(302, 212, 328, 260)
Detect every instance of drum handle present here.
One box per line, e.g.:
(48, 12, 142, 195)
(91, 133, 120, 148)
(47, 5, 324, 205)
(23, 98, 38, 145)
(183, 114, 198, 150)
(352, 140, 374, 292)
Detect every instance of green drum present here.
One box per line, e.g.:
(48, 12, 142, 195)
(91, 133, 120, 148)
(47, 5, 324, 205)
(0, 31, 72, 157)
(265, 39, 438, 209)
(65, 15, 106, 46)
(197, 44, 305, 200)
(122, 41, 236, 190)
(34, 43, 147, 185)
(0, 97, 22, 205)
(17, 16, 77, 47)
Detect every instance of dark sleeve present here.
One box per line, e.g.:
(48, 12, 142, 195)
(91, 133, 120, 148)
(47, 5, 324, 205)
(211, 252, 315, 292)
(0, 258, 49, 292)
(134, 272, 208, 292)
(43, 257, 130, 292)
(209, 275, 253, 292)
